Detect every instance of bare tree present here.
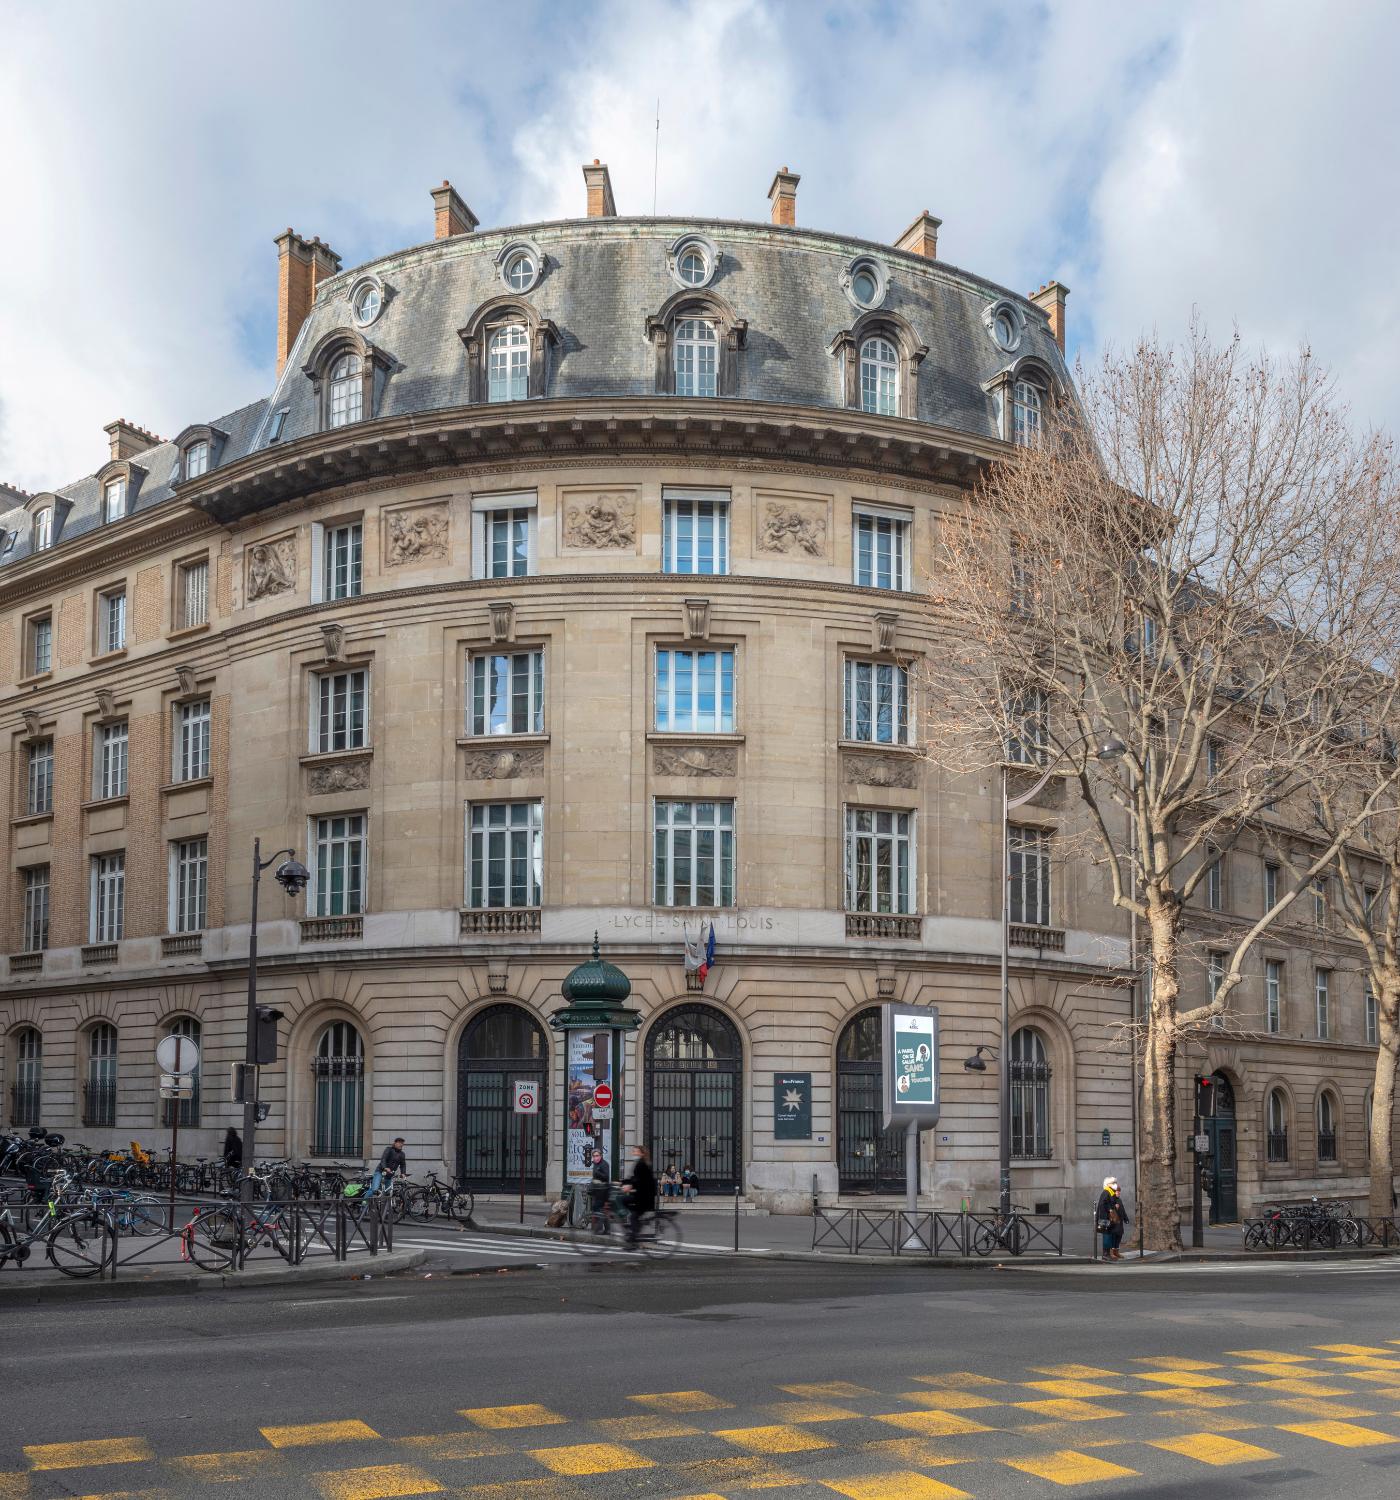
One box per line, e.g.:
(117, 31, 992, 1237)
(924, 326, 1400, 1251)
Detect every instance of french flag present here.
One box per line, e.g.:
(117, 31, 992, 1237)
(698, 921, 717, 981)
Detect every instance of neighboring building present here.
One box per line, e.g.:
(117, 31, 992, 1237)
(0, 163, 1373, 1218)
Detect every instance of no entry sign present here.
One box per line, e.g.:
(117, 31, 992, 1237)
(594, 1083, 613, 1109)
(513, 1081, 540, 1115)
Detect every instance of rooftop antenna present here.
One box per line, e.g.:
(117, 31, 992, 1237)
(653, 98, 660, 216)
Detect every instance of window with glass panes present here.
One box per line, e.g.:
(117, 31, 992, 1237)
(1010, 1027, 1052, 1159)
(655, 649, 734, 733)
(161, 1016, 201, 1127)
(468, 651, 543, 737)
(1266, 960, 1283, 1034)
(180, 559, 209, 628)
(674, 318, 718, 397)
(1205, 737, 1222, 783)
(171, 837, 208, 933)
(852, 510, 909, 590)
(313, 1021, 364, 1157)
(662, 491, 729, 574)
(322, 523, 362, 600)
(1267, 1088, 1289, 1161)
(653, 800, 734, 907)
(22, 866, 49, 953)
(328, 353, 363, 427)
(312, 814, 366, 917)
(29, 616, 51, 675)
(1008, 825, 1051, 926)
(100, 589, 127, 653)
(91, 853, 125, 942)
(1318, 1092, 1338, 1161)
(487, 323, 529, 402)
(103, 479, 126, 524)
(97, 721, 128, 799)
(13, 1028, 41, 1126)
(1264, 861, 1279, 910)
(85, 1023, 117, 1127)
(184, 441, 209, 479)
(34, 508, 52, 551)
(481, 508, 532, 579)
(1313, 876, 1328, 927)
(467, 802, 542, 908)
(1315, 968, 1331, 1038)
(1012, 380, 1042, 445)
(1005, 687, 1048, 765)
(844, 807, 914, 914)
(175, 699, 211, 781)
(859, 336, 898, 415)
(1208, 951, 1227, 1028)
(843, 659, 909, 744)
(1207, 849, 1224, 910)
(26, 738, 53, 816)
(1367, 987, 1379, 1046)
(314, 670, 368, 753)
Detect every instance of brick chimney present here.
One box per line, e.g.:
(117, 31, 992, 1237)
(431, 180, 478, 239)
(104, 419, 162, 461)
(1030, 281, 1069, 354)
(895, 210, 941, 260)
(582, 160, 616, 218)
(275, 230, 341, 375)
(768, 167, 799, 226)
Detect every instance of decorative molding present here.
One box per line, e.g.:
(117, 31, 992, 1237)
(562, 490, 637, 550)
(21, 710, 42, 738)
(245, 534, 297, 601)
(843, 751, 920, 789)
(653, 743, 738, 778)
(320, 622, 347, 663)
(488, 600, 514, 644)
(174, 664, 199, 696)
(461, 907, 541, 936)
(307, 757, 371, 794)
(462, 745, 545, 780)
(874, 611, 900, 654)
(683, 597, 710, 640)
(384, 503, 449, 567)
(758, 501, 827, 557)
(95, 688, 118, 719)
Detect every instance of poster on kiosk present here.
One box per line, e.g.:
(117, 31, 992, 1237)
(881, 1004, 941, 1130)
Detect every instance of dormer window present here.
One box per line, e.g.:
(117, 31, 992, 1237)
(645, 289, 746, 398)
(184, 441, 209, 480)
(1013, 379, 1043, 446)
(504, 250, 537, 292)
(329, 353, 363, 428)
(304, 331, 388, 434)
(488, 323, 529, 403)
(674, 318, 718, 398)
(459, 298, 558, 404)
(842, 256, 888, 312)
(352, 281, 381, 326)
(103, 478, 126, 524)
(985, 300, 1025, 354)
(34, 508, 52, 551)
(859, 337, 899, 416)
(831, 312, 926, 420)
(666, 233, 720, 291)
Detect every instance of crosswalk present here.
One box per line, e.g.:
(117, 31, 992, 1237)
(1029, 1254, 1400, 1276)
(397, 1228, 738, 1264)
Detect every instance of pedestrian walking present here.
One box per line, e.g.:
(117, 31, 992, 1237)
(1096, 1176, 1129, 1260)
(372, 1136, 407, 1194)
(223, 1126, 242, 1172)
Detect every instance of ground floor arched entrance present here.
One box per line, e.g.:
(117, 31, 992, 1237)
(644, 1004, 742, 1193)
(836, 1008, 911, 1194)
(1203, 1070, 1238, 1223)
(456, 1004, 548, 1191)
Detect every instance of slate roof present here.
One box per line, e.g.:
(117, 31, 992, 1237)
(0, 216, 1066, 567)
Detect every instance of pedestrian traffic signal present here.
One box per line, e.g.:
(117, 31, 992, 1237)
(255, 1006, 283, 1065)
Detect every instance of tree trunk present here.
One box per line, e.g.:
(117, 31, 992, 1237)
(1368, 982, 1400, 1224)
(1138, 896, 1184, 1252)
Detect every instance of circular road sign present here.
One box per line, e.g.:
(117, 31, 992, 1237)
(513, 1081, 540, 1115)
(155, 1034, 200, 1076)
(594, 1083, 613, 1109)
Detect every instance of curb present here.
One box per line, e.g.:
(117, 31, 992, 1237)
(0, 1248, 426, 1305)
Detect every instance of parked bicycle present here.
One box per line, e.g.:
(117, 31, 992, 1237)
(403, 1172, 474, 1223)
(970, 1208, 1027, 1257)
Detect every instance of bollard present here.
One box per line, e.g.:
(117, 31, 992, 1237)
(734, 1185, 740, 1253)
(1091, 1211, 1100, 1262)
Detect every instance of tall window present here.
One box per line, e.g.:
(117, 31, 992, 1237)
(674, 318, 718, 397)
(1205, 737, 1222, 784)
(314, 670, 368, 753)
(1266, 960, 1283, 1035)
(26, 739, 53, 816)
(1012, 380, 1042, 445)
(161, 1016, 201, 1128)
(171, 837, 208, 933)
(1312, 876, 1327, 928)
(29, 615, 52, 676)
(34, 508, 52, 551)
(844, 807, 914, 914)
(313, 1021, 364, 1158)
(1207, 951, 1227, 1029)
(662, 491, 729, 575)
(184, 441, 209, 479)
(468, 651, 544, 737)
(91, 853, 125, 943)
(12, 1028, 41, 1126)
(312, 814, 366, 917)
(96, 721, 129, 800)
(653, 800, 734, 907)
(1264, 861, 1279, 911)
(1005, 687, 1048, 765)
(100, 589, 127, 654)
(1267, 1089, 1289, 1162)
(1315, 968, 1331, 1039)
(852, 510, 910, 590)
(481, 507, 532, 579)
(487, 323, 529, 402)
(1010, 1027, 1052, 1159)
(1206, 849, 1224, 911)
(1008, 825, 1052, 927)
(103, 478, 126, 524)
(1367, 987, 1379, 1047)
(22, 867, 50, 953)
(84, 1023, 118, 1127)
(322, 522, 362, 600)
(467, 801, 542, 909)
(175, 699, 211, 782)
(655, 649, 735, 733)
(859, 336, 898, 416)
(844, 660, 909, 745)
(1317, 1092, 1338, 1163)
(180, 559, 209, 628)
(328, 353, 363, 427)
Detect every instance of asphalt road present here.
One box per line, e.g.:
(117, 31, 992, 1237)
(7, 1253, 1400, 1498)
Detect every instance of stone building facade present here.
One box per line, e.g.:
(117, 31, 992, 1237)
(0, 164, 1384, 1217)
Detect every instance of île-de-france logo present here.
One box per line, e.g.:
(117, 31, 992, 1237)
(780, 1082, 805, 1118)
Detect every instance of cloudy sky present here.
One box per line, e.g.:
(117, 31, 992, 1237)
(1, 0, 1395, 492)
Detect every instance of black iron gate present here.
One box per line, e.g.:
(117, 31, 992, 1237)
(645, 1005, 741, 1192)
(837, 1009, 912, 1194)
(1205, 1071, 1238, 1223)
(457, 1005, 547, 1191)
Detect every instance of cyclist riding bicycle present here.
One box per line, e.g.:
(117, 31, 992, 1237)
(621, 1144, 656, 1247)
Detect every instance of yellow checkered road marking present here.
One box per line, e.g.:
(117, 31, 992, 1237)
(1280, 1419, 1400, 1446)
(1004, 1448, 1140, 1483)
(24, 1438, 153, 1471)
(713, 1423, 834, 1454)
(627, 1389, 733, 1413)
(1148, 1432, 1279, 1465)
(460, 1404, 567, 1430)
(527, 1442, 655, 1475)
(311, 1464, 443, 1499)
(261, 1421, 380, 1449)
(823, 1473, 970, 1499)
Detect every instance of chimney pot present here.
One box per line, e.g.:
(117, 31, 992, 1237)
(1029, 280, 1070, 354)
(768, 166, 800, 227)
(274, 228, 339, 376)
(104, 419, 157, 462)
(895, 210, 942, 260)
(431, 180, 479, 240)
(582, 160, 617, 218)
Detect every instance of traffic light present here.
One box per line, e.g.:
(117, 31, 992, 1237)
(231, 1062, 254, 1103)
(255, 1006, 284, 1065)
(1196, 1076, 1214, 1114)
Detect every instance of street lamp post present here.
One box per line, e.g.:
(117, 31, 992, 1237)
(240, 838, 309, 1205)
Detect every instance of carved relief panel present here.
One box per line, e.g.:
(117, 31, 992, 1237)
(559, 486, 640, 553)
(383, 502, 450, 568)
(245, 534, 297, 602)
(753, 488, 832, 560)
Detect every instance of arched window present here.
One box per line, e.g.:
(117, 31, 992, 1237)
(859, 336, 899, 417)
(1012, 379, 1043, 446)
(1267, 1088, 1289, 1162)
(161, 1017, 201, 1129)
(1317, 1090, 1338, 1162)
(674, 318, 718, 398)
(1010, 1026, 1052, 1159)
(184, 441, 209, 480)
(487, 323, 529, 403)
(457, 1005, 548, 1189)
(84, 1022, 118, 1128)
(34, 509, 52, 552)
(836, 1009, 907, 1193)
(645, 1005, 742, 1190)
(312, 1021, 364, 1158)
(11, 1028, 41, 1126)
(328, 353, 364, 428)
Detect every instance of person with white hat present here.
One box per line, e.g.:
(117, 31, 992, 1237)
(1096, 1176, 1129, 1260)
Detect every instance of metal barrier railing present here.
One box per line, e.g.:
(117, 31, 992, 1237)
(811, 1207, 1063, 1258)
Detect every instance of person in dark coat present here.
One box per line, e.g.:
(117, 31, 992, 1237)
(1096, 1176, 1129, 1260)
(587, 1148, 611, 1228)
(622, 1145, 657, 1246)
(223, 1127, 242, 1172)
